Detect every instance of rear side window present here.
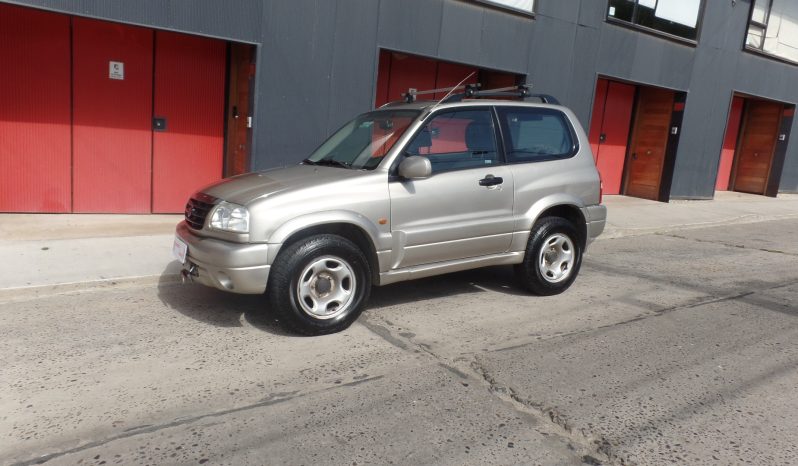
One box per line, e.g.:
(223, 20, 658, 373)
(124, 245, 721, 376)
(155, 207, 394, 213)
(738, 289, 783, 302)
(498, 107, 576, 163)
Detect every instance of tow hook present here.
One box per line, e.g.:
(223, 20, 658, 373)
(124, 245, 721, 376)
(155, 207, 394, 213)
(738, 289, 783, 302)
(181, 264, 199, 284)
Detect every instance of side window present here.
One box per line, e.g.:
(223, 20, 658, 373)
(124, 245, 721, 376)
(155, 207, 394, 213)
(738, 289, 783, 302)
(405, 109, 498, 174)
(499, 107, 576, 163)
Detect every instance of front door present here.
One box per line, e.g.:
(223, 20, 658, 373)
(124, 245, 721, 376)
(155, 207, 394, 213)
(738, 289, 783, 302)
(624, 87, 675, 201)
(72, 18, 154, 213)
(389, 108, 514, 269)
(731, 100, 783, 195)
(151, 31, 226, 213)
(588, 79, 636, 195)
(225, 43, 256, 177)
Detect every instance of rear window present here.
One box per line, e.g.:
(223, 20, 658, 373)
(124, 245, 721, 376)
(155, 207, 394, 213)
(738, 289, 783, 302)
(498, 107, 576, 163)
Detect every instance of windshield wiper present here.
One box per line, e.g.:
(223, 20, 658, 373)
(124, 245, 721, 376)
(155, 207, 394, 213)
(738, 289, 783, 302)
(312, 159, 352, 169)
(301, 158, 318, 165)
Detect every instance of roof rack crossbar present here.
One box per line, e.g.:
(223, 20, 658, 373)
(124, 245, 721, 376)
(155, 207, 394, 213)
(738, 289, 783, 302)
(402, 82, 481, 103)
(396, 83, 561, 105)
(442, 84, 532, 103)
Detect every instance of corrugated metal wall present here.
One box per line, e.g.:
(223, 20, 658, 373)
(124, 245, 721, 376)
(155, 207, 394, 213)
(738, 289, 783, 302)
(71, 17, 154, 213)
(0, 5, 72, 212)
(2, 0, 797, 197)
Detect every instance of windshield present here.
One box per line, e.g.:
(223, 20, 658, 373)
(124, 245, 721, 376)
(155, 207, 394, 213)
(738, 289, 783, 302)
(304, 110, 420, 170)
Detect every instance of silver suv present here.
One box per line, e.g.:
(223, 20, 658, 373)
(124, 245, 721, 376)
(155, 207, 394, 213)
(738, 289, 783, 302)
(173, 87, 606, 335)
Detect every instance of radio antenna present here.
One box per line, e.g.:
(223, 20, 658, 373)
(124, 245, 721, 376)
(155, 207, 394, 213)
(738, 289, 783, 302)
(429, 71, 476, 112)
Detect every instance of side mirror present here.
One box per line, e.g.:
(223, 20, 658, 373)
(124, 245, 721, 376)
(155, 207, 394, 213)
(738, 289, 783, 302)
(398, 156, 432, 180)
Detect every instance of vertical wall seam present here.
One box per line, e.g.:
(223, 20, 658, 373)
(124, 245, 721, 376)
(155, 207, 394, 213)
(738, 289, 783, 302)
(221, 42, 232, 178)
(325, 0, 340, 134)
(150, 29, 157, 213)
(69, 15, 75, 213)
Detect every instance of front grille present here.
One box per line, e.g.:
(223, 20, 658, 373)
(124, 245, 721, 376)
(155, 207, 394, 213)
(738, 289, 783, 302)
(185, 195, 216, 230)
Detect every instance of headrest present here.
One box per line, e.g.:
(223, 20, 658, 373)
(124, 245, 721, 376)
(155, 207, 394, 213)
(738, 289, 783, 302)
(465, 121, 493, 151)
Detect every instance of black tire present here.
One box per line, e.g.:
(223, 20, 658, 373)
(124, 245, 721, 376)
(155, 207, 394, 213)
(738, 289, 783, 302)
(267, 234, 371, 336)
(515, 217, 583, 296)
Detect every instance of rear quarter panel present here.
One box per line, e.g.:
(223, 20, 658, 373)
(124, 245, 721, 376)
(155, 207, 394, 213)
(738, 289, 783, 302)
(509, 108, 601, 240)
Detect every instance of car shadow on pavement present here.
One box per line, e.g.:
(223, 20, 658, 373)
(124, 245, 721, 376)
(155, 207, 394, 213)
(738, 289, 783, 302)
(368, 265, 529, 310)
(156, 264, 291, 336)
(157, 263, 529, 334)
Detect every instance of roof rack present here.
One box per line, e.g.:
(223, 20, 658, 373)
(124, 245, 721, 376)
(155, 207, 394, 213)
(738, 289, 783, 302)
(401, 83, 560, 105)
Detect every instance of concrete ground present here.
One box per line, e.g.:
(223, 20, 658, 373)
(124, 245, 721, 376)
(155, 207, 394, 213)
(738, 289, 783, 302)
(1, 193, 797, 465)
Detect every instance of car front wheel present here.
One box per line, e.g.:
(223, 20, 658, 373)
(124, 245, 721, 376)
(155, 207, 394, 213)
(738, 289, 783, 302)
(267, 234, 371, 335)
(515, 217, 583, 296)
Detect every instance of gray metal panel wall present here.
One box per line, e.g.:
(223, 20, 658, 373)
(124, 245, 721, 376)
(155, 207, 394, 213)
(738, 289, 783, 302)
(4, 0, 798, 195)
(2, 0, 264, 42)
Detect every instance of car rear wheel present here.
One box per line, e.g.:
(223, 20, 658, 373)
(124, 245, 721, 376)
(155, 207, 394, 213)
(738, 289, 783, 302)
(267, 234, 371, 335)
(515, 217, 582, 296)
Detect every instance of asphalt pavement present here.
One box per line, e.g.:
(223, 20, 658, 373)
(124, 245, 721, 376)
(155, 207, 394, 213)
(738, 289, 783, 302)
(1, 192, 798, 465)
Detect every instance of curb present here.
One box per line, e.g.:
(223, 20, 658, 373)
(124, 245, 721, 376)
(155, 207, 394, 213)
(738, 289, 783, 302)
(0, 273, 182, 303)
(599, 212, 798, 240)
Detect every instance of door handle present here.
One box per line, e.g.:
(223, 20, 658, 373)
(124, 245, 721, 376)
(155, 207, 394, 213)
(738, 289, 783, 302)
(479, 175, 503, 187)
(632, 153, 637, 160)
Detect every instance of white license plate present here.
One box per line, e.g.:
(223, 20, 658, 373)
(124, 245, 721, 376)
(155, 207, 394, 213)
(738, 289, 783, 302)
(172, 236, 188, 264)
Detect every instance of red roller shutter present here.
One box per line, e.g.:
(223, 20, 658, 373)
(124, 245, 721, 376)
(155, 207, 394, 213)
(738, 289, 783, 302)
(589, 79, 635, 195)
(72, 18, 153, 213)
(716, 96, 744, 191)
(0, 5, 72, 212)
(152, 31, 226, 213)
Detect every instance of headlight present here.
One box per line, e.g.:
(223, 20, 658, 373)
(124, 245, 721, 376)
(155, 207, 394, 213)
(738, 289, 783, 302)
(209, 201, 250, 233)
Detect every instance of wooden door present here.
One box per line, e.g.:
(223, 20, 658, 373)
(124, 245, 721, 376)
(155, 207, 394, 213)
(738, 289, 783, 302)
(624, 87, 675, 201)
(731, 100, 782, 195)
(225, 43, 255, 177)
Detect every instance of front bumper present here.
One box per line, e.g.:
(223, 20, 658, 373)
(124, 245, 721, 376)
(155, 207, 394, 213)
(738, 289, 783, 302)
(175, 222, 270, 294)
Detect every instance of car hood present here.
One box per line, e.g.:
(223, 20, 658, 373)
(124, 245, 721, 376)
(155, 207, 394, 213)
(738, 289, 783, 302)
(199, 164, 366, 205)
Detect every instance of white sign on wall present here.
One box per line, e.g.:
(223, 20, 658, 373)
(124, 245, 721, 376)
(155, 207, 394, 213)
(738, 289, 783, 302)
(109, 61, 125, 80)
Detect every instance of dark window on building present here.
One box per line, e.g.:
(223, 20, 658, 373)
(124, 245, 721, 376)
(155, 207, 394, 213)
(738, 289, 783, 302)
(497, 108, 576, 163)
(607, 0, 703, 42)
(745, 0, 798, 64)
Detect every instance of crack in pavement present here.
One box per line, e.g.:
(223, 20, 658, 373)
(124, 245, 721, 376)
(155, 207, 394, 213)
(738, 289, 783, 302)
(470, 358, 615, 466)
(494, 290, 753, 353)
(494, 279, 797, 354)
(656, 232, 798, 257)
(357, 275, 797, 465)
(358, 314, 617, 465)
(9, 376, 384, 466)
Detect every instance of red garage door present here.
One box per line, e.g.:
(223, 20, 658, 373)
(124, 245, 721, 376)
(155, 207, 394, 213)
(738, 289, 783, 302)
(72, 18, 154, 213)
(152, 32, 226, 213)
(588, 78, 635, 195)
(715, 96, 745, 191)
(375, 50, 521, 107)
(0, 4, 72, 212)
(1, 6, 228, 214)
